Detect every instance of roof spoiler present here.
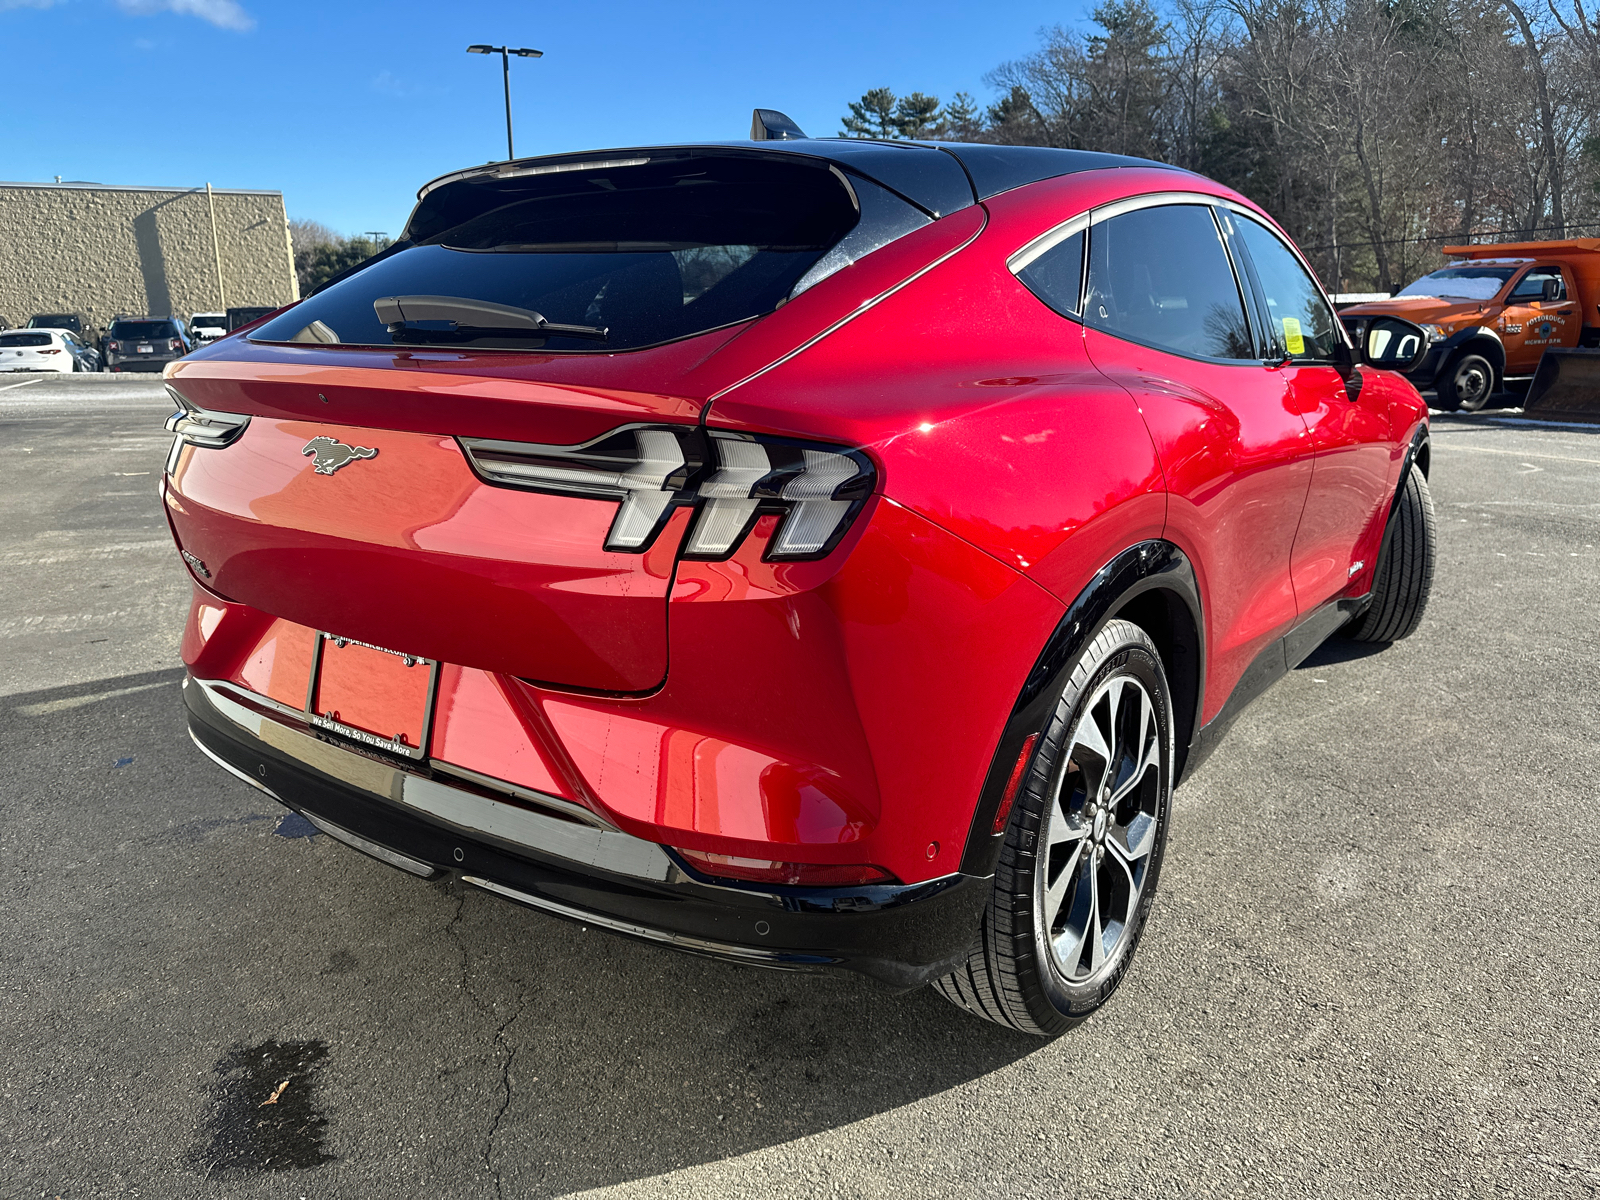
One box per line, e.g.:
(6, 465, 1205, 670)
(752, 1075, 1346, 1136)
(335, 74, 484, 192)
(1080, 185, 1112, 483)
(750, 108, 807, 141)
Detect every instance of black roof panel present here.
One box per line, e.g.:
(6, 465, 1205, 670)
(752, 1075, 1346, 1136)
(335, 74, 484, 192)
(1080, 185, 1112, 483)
(408, 140, 1193, 244)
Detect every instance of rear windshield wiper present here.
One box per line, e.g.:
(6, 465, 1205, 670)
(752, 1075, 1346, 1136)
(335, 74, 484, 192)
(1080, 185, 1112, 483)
(373, 295, 609, 343)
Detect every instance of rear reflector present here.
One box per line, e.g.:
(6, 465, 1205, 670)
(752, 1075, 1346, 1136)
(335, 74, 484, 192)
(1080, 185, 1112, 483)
(992, 732, 1039, 835)
(674, 849, 898, 888)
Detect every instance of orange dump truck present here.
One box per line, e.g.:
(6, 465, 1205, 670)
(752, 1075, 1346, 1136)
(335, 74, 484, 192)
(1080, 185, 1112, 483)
(1340, 239, 1600, 414)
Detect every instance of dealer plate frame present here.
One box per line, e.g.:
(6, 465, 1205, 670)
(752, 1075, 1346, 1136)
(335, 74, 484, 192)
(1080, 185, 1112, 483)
(304, 631, 440, 762)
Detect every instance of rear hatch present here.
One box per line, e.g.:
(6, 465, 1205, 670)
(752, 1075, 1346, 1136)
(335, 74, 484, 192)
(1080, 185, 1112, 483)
(112, 321, 180, 359)
(163, 150, 876, 693)
(0, 331, 62, 368)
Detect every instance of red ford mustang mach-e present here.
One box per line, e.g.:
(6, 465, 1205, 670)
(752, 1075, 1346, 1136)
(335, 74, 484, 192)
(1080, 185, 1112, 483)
(163, 113, 1436, 1035)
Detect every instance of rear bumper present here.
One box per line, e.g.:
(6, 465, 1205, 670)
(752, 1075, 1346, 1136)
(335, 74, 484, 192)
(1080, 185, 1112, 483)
(108, 353, 180, 371)
(183, 674, 988, 989)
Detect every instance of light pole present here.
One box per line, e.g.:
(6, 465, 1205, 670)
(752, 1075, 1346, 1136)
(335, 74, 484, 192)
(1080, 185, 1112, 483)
(466, 44, 543, 161)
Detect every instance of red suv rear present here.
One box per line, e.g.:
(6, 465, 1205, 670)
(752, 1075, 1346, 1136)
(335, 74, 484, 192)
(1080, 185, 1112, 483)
(165, 135, 1435, 1035)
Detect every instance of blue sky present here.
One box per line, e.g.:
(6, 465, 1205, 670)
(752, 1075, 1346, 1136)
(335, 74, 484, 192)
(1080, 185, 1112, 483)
(0, 0, 1080, 237)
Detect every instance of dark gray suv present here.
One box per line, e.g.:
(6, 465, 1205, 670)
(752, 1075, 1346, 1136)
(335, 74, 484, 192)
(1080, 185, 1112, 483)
(105, 317, 190, 372)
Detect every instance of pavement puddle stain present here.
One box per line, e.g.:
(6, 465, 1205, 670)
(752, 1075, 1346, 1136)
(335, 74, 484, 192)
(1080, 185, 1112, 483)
(274, 812, 319, 839)
(192, 1039, 333, 1177)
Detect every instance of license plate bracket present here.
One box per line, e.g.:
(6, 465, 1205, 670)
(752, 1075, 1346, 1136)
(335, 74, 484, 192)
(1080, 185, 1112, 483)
(306, 633, 438, 761)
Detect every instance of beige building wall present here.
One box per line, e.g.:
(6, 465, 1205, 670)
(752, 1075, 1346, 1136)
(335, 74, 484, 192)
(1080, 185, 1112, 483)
(0, 182, 298, 330)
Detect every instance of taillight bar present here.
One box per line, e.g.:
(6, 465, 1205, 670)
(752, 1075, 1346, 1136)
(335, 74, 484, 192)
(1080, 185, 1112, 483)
(164, 384, 251, 450)
(459, 425, 876, 562)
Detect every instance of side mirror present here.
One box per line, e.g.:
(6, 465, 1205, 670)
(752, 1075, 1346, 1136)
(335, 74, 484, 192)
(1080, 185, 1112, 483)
(1344, 315, 1429, 373)
(1542, 277, 1561, 302)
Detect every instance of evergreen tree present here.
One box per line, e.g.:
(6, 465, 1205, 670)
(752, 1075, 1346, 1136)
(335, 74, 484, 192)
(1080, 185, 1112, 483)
(987, 85, 1042, 143)
(893, 91, 944, 139)
(841, 88, 899, 138)
(939, 91, 986, 141)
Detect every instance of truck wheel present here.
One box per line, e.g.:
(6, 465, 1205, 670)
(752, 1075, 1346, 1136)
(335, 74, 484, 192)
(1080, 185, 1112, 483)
(1437, 353, 1494, 412)
(934, 620, 1174, 1036)
(1346, 464, 1435, 643)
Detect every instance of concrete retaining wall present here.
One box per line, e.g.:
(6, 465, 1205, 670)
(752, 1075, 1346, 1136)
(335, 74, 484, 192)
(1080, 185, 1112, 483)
(0, 182, 298, 331)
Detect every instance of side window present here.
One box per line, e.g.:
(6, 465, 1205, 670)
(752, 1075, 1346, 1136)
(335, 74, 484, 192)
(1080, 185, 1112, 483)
(1509, 267, 1565, 302)
(1231, 214, 1341, 362)
(1084, 204, 1254, 360)
(1016, 230, 1085, 318)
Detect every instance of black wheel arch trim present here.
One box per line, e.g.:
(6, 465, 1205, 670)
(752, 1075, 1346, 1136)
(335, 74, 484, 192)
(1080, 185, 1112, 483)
(1364, 421, 1430, 611)
(1439, 327, 1505, 374)
(958, 539, 1204, 877)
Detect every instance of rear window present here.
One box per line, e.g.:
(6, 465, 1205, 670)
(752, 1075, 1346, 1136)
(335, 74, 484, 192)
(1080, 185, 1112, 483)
(252, 154, 864, 353)
(29, 314, 79, 331)
(111, 321, 176, 339)
(1, 333, 53, 347)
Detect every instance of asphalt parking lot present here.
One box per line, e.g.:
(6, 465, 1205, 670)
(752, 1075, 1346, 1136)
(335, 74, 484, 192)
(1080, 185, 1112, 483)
(2, 375, 1597, 1199)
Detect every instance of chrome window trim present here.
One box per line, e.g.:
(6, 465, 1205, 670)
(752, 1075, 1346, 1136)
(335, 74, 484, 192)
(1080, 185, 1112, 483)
(1007, 212, 1089, 275)
(192, 677, 676, 883)
(1089, 190, 1218, 226)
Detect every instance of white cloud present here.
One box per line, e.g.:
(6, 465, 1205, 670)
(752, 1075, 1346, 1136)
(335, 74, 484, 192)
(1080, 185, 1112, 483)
(115, 0, 254, 31)
(0, 0, 69, 12)
(372, 70, 409, 97)
(371, 70, 446, 99)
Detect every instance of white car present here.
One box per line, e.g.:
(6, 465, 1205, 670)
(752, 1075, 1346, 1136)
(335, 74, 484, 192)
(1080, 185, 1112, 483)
(190, 312, 227, 347)
(0, 328, 81, 373)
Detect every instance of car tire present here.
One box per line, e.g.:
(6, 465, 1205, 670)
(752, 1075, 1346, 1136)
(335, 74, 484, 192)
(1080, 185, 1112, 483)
(1345, 464, 1435, 643)
(1437, 353, 1494, 412)
(934, 618, 1174, 1036)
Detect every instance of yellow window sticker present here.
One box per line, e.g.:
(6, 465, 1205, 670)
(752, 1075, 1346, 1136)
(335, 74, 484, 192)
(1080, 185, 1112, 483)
(1281, 317, 1306, 356)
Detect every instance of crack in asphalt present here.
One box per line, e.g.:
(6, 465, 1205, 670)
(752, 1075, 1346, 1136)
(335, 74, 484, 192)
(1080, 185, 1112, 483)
(444, 887, 471, 1001)
(442, 880, 530, 1199)
(485, 984, 529, 1200)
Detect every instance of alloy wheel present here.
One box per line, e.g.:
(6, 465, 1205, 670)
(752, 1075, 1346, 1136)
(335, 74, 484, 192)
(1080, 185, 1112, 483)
(1036, 674, 1163, 985)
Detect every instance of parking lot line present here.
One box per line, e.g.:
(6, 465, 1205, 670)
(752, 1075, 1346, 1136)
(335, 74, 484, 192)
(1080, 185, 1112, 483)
(1435, 443, 1600, 466)
(0, 377, 42, 392)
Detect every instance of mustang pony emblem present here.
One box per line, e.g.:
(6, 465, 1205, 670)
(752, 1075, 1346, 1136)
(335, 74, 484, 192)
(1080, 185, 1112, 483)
(302, 436, 378, 475)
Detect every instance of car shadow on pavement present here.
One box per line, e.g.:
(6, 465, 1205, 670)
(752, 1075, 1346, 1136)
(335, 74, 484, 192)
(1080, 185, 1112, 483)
(1296, 638, 1389, 668)
(0, 668, 1040, 1197)
(452, 899, 1040, 1196)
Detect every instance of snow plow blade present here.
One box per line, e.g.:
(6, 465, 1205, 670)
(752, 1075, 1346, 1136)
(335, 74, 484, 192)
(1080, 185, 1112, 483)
(1523, 349, 1600, 424)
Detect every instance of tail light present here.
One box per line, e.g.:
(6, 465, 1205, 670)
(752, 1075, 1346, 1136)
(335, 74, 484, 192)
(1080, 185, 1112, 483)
(674, 849, 898, 888)
(164, 384, 250, 450)
(108, 340, 121, 352)
(37, 348, 60, 355)
(169, 338, 183, 351)
(460, 426, 875, 561)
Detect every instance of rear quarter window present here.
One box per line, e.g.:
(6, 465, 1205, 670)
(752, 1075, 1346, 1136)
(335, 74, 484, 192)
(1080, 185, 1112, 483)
(253, 154, 870, 353)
